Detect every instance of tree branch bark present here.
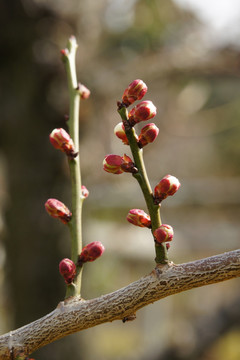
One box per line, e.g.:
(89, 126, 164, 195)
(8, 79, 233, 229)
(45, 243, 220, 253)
(1, 249, 239, 359)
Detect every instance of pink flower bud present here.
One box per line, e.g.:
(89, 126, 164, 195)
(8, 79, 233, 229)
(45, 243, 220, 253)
(138, 123, 159, 148)
(59, 258, 76, 284)
(81, 185, 89, 198)
(103, 154, 137, 174)
(45, 198, 72, 224)
(128, 101, 157, 126)
(103, 154, 124, 174)
(154, 175, 181, 203)
(78, 241, 105, 263)
(114, 122, 129, 145)
(78, 83, 91, 99)
(153, 224, 174, 244)
(126, 209, 151, 228)
(122, 79, 148, 107)
(49, 128, 76, 157)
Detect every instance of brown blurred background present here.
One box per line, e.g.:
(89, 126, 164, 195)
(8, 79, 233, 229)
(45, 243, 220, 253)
(0, 0, 239, 359)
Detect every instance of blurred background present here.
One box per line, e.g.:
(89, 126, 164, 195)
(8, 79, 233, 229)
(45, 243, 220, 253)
(0, 0, 239, 359)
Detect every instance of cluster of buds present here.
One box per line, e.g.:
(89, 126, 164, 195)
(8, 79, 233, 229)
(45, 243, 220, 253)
(103, 154, 137, 174)
(59, 258, 76, 284)
(126, 209, 151, 228)
(45, 198, 72, 224)
(49, 128, 77, 158)
(154, 174, 181, 204)
(78, 241, 105, 263)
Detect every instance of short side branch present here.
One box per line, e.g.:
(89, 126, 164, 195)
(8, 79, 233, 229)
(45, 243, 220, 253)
(0, 249, 239, 359)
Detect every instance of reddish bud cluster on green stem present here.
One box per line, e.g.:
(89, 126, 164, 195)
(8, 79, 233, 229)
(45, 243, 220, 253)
(59, 258, 76, 284)
(126, 209, 151, 228)
(45, 198, 72, 224)
(78, 241, 105, 263)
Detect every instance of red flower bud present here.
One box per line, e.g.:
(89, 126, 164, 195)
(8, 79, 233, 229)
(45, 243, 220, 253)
(122, 79, 148, 107)
(78, 83, 91, 99)
(138, 123, 159, 148)
(153, 224, 174, 244)
(45, 198, 72, 224)
(103, 154, 124, 174)
(126, 209, 151, 228)
(81, 185, 89, 198)
(128, 101, 157, 126)
(49, 128, 76, 157)
(59, 258, 76, 284)
(114, 122, 129, 145)
(103, 154, 137, 174)
(154, 175, 181, 203)
(78, 241, 105, 263)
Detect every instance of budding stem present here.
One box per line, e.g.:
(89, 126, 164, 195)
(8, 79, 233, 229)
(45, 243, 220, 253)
(63, 36, 83, 297)
(118, 107, 168, 264)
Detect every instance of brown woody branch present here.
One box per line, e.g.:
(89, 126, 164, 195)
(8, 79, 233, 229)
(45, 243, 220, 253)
(0, 249, 239, 359)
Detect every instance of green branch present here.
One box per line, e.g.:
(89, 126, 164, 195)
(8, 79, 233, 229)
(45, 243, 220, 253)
(63, 36, 84, 297)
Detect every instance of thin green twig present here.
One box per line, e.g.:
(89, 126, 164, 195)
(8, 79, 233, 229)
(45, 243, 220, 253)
(63, 36, 84, 297)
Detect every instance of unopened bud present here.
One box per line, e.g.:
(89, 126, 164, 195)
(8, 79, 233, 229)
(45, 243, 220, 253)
(128, 101, 157, 126)
(78, 241, 105, 263)
(103, 154, 137, 174)
(59, 258, 76, 284)
(81, 185, 89, 198)
(122, 79, 148, 107)
(114, 122, 129, 145)
(77, 83, 91, 99)
(153, 224, 174, 244)
(126, 209, 151, 228)
(45, 198, 72, 224)
(49, 128, 77, 157)
(154, 175, 181, 203)
(138, 123, 159, 148)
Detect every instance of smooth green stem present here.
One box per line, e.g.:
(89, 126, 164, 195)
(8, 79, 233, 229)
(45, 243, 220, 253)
(118, 107, 168, 264)
(63, 37, 83, 297)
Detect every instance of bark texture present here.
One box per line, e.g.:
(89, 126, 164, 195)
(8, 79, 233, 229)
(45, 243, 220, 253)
(0, 249, 239, 359)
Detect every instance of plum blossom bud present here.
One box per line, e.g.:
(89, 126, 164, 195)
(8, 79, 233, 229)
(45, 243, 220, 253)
(45, 198, 72, 224)
(154, 175, 181, 203)
(59, 258, 76, 284)
(103, 154, 137, 174)
(114, 122, 129, 145)
(122, 79, 148, 107)
(103, 154, 124, 174)
(128, 101, 157, 126)
(81, 185, 89, 198)
(153, 224, 174, 244)
(78, 241, 105, 263)
(127, 209, 151, 228)
(138, 123, 159, 148)
(49, 128, 77, 157)
(77, 83, 91, 99)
